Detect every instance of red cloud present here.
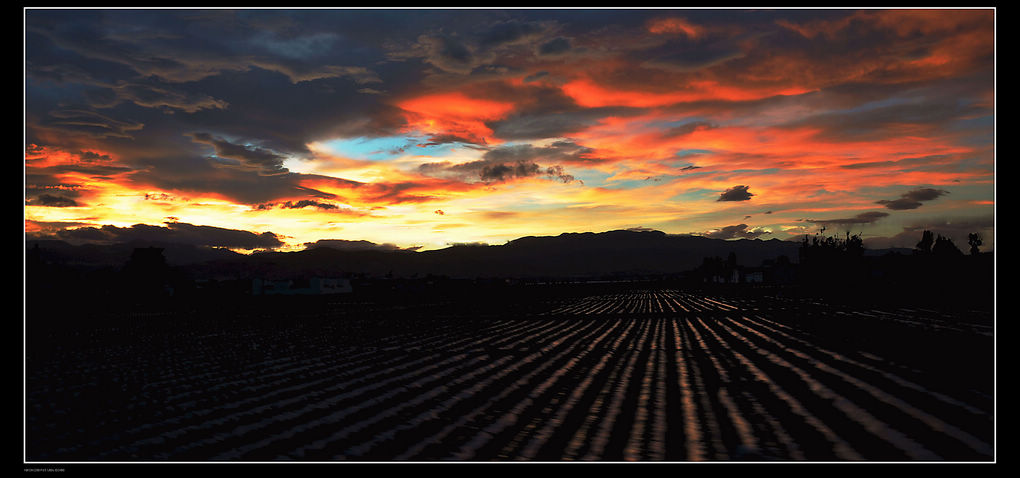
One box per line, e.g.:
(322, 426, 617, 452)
(646, 17, 705, 39)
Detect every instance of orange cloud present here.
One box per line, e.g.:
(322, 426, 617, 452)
(647, 17, 705, 38)
(773, 9, 993, 86)
(396, 92, 517, 144)
(778, 9, 990, 39)
(25, 144, 119, 169)
(561, 77, 812, 109)
(562, 108, 988, 223)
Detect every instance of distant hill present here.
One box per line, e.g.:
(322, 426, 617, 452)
(193, 230, 812, 280)
(414, 230, 803, 278)
(27, 230, 809, 279)
(25, 239, 245, 269)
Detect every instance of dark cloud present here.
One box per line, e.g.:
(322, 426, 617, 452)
(25, 182, 81, 204)
(52, 222, 285, 250)
(250, 199, 370, 216)
(26, 10, 383, 85)
(479, 162, 546, 183)
(876, 187, 949, 210)
(39, 108, 145, 139)
(471, 64, 523, 78)
(840, 155, 957, 173)
(663, 121, 717, 137)
(27, 11, 415, 166)
(414, 34, 476, 73)
(717, 185, 754, 202)
(26, 160, 135, 180)
(176, 66, 410, 156)
(489, 107, 637, 141)
(467, 78, 632, 139)
(188, 132, 289, 176)
(144, 192, 174, 201)
(875, 198, 924, 211)
(417, 133, 486, 147)
(807, 211, 889, 226)
(418, 142, 588, 184)
(390, 17, 555, 75)
(424, 160, 573, 184)
(255, 200, 343, 211)
(478, 82, 643, 141)
(523, 71, 549, 83)
(489, 111, 598, 140)
(538, 37, 572, 55)
(280, 200, 338, 210)
(303, 239, 420, 252)
(903, 188, 950, 202)
(704, 224, 770, 240)
(642, 37, 746, 72)
(84, 79, 230, 113)
(781, 98, 989, 141)
(28, 194, 79, 207)
(839, 160, 897, 170)
(26, 60, 109, 86)
(122, 151, 361, 206)
(485, 141, 597, 166)
(480, 19, 547, 48)
(75, 150, 113, 162)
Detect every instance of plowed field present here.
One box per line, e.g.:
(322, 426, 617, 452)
(26, 289, 994, 462)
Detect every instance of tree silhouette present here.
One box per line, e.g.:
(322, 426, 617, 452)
(122, 247, 171, 300)
(968, 233, 983, 255)
(697, 256, 725, 283)
(915, 230, 934, 254)
(798, 231, 867, 291)
(932, 234, 964, 257)
(726, 252, 737, 270)
(800, 231, 865, 262)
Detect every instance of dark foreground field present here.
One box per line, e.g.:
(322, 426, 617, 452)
(25, 286, 995, 462)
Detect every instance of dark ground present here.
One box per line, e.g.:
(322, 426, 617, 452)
(24, 281, 995, 464)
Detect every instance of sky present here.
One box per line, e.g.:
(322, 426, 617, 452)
(24, 8, 995, 253)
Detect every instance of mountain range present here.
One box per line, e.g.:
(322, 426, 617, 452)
(27, 229, 917, 280)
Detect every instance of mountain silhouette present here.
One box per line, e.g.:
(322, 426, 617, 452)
(26, 228, 991, 314)
(28, 229, 815, 280)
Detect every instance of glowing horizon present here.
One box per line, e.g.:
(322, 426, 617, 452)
(24, 8, 995, 253)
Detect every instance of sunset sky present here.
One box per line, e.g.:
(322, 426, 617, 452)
(24, 8, 995, 252)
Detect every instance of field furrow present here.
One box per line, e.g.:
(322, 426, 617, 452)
(26, 289, 995, 462)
